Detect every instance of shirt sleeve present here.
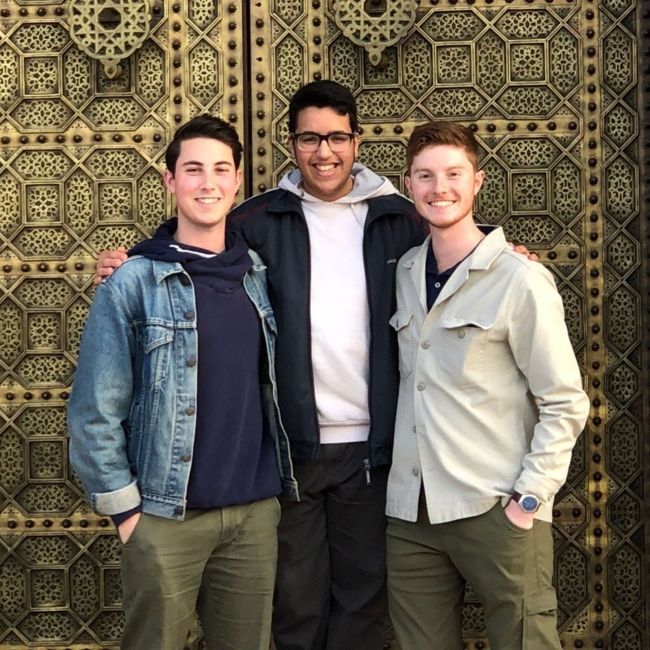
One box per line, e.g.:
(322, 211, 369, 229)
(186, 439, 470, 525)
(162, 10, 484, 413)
(506, 264, 590, 504)
(67, 278, 142, 515)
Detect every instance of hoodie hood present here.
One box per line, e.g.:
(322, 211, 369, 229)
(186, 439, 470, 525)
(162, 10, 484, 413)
(278, 162, 401, 204)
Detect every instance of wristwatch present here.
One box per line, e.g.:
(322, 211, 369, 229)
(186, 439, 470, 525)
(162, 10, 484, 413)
(512, 491, 540, 513)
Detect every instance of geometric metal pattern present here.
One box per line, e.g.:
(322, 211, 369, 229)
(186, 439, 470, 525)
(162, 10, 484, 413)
(0, 1, 648, 648)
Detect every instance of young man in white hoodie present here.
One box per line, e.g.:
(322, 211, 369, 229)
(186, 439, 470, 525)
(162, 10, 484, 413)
(96, 81, 425, 650)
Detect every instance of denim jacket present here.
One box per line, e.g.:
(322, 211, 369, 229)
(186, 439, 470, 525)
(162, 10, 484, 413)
(68, 250, 298, 520)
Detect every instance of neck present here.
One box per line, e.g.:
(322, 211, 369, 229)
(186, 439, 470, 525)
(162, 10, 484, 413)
(175, 221, 226, 253)
(429, 219, 484, 272)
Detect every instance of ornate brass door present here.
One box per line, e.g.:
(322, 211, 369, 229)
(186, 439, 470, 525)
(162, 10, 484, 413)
(0, 1, 647, 648)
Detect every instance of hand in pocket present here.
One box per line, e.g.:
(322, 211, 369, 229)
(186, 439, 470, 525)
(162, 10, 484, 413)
(503, 499, 534, 530)
(117, 512, 141, 544)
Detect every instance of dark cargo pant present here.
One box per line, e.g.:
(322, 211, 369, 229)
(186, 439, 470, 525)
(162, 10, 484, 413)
(387, 499, 560, 650)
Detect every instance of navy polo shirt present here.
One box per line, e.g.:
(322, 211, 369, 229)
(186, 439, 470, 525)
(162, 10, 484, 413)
(426, 244, 463, 310)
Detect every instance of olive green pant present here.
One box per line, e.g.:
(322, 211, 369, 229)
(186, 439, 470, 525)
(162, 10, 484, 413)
(119, 498, 280, 650)
(387, 500, 560, 650)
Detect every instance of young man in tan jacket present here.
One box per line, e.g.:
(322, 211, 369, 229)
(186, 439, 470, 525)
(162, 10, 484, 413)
(386, 121, 590, 649)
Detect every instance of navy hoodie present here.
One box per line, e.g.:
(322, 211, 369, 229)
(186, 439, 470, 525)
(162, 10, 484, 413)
(114, 224, 281, 523)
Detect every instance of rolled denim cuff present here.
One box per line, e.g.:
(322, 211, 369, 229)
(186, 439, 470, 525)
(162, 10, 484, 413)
(91, 480, 141, 516)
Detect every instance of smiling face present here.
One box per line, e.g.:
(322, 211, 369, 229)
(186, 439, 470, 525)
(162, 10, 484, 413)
(164, 137, 242, 249)
(290, 106, 360, 202)
(406, 144, 484, 234)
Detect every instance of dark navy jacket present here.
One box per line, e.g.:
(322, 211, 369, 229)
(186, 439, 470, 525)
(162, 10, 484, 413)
(229, 189, 425, 467)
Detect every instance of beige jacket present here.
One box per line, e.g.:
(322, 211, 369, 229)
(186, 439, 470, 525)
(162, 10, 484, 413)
(386, 228, 589, 524)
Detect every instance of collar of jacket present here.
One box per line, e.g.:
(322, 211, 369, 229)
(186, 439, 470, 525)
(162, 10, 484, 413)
(149, 259, 186, 285)
(403, 225, 504, 308)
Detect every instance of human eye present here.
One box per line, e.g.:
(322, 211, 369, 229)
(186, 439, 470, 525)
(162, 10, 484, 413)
(329, 133, 350, 145)
(298, 133, 319, 147)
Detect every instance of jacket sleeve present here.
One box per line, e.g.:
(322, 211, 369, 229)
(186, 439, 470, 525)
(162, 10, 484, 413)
(506, 265, 590, 504)
(67, 279, 141, 515)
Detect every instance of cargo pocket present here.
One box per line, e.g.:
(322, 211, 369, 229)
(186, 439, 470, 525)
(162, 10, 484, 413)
(523, 590, 560, 648)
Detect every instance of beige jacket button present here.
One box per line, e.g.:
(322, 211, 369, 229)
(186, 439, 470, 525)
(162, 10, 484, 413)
(458, 329, 466, 339)
(412, 467, 420, 477)
(417, 382, 425, 391)
(421, 341, 430, 349)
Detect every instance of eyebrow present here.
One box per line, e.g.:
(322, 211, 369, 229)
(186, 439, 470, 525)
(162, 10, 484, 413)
(180, 160, 233, 167)
(413, 165, 465, 173)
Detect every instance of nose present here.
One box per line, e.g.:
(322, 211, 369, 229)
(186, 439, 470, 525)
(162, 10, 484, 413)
(431, 175, 447, 193)
(200, 171, 218, 188)
(315, 138, 333, 156)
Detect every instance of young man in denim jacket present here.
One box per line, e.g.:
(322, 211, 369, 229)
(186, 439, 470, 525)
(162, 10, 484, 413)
(68, 115, 297, 650)
(386, 122, 590, 649)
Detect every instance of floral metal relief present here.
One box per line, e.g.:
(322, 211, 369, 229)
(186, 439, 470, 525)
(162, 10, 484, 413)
(67, 0, 151, 79)
(333, 0, 417, 66)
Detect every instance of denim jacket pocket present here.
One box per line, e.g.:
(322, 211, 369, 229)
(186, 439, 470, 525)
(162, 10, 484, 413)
(390, 310, 415, 379)
(437, 317, 493, 388)
(140, 324, 174, 387)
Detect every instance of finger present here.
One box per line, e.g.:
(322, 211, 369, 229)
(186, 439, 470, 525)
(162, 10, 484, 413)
(92, 267, 114, 285)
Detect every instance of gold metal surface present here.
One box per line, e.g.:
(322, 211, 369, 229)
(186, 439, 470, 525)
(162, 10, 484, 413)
(0, 1, 646, 648)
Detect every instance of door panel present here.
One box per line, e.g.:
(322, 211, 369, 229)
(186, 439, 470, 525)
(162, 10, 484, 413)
(0, 1, 647, 648)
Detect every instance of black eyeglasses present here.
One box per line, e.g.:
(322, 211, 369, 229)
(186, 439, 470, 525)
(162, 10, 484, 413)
(291, 131, 356, 152)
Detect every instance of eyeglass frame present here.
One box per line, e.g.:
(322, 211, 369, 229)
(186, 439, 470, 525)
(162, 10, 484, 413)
(290, 131, 358, 152)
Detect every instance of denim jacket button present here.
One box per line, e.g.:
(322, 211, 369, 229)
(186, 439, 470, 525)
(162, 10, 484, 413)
(174, 506, 184, 516)
(186, 406, 196, 416)
(186, 356, 197, 367)
(181, 454, 192, 462)
(179, 275, 191, 286)
(184, 310, 195, 320)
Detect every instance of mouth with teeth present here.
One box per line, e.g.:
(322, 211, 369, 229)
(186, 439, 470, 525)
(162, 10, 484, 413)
(314, 163, 337, 173)
(428, 200, 455, 207)
(195, 197, 221, 204)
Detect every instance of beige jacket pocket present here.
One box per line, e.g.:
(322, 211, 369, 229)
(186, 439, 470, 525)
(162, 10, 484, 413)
(389, 310, 415, 379)
(437, 317, 493, 388)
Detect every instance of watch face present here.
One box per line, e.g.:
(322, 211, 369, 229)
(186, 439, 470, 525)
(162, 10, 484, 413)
(521, 495, 539, 512)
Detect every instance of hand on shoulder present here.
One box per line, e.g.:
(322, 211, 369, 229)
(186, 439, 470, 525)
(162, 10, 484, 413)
(509, 242, 539, 262)
(94, 246, 128, 285)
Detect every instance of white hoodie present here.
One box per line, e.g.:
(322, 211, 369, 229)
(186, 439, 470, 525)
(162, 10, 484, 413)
(278, 163, 400, 444)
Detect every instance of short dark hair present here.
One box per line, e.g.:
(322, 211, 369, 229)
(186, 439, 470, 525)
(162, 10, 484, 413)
(288, 80, 359, 133)
(406, 122, 480, 172)
(165, 115, 243, 174)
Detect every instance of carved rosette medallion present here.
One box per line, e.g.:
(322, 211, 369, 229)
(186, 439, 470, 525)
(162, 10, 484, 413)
(334, 0, 417, 66)
(67, 0, 151, 79)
